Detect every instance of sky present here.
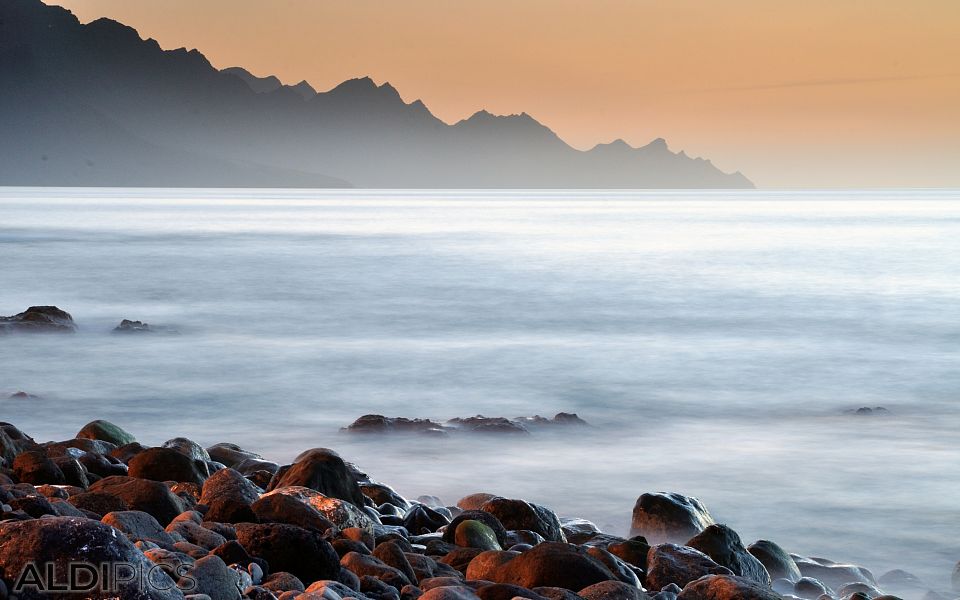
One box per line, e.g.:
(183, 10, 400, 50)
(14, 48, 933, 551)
(55, 0, 960, 188)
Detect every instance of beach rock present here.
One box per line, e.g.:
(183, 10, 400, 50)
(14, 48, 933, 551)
(236, 522, 340, 584)
(342, 552, 412, 591)
(251, 492, 336, 533)
(480, 497, 565, 542)
(792, 556, 875, 589)
(12, 451, 66, 485)
(419, 586, 480, 600)
(606, 539, 651, 572)
(676, 574, 780, 600)
(0, 516, 182, 599)
(474, 583, 546, 600)
(836, 582, 883, 598)
(68, 491, 130, 516)
(53, 456, 91, 487)
(454, 520, 501, 551)
(404, 504, 451, 535)
(268, 449, 365, 508)
(464, 550, 519, 581)
(748, 540, 801, 583)
(129, 447, 208, 486)
(112, 442, 150, 464)
(103, 510, 178, 547)
(166, 518, 228, 551)
(792, 576, 830, 598)
(630, 493, 715, 545)
(361, 482, 411, 510)
(578, 581, 649, 600)
(206, 443, 262, 469)
(262, 573, 306, 594)
(532, 588, 584, 600)
(456, 493, 498, 512)
(645, 544, 733, 591)
(373, 541, 420, 586)
(89, 475, 186, 525)
(446, 416, 529, 435)
(686, 525, 770, 585)
(443, 511, 508, 548)
(162, 438, 212, 465)
(199, 468, 261, 523)
(484, 541, 616, 590)
(584, 547, 641, 588)
(262, 486, 372, 532)
(46, 437, 118, 457)
(560, 518, 603, 544)
(179, 555, 242, 600)
(0, 306, 76, 334)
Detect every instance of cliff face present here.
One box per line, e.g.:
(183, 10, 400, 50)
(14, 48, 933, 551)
(0, 0, 754, 189)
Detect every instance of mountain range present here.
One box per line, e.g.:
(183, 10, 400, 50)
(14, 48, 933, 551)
(0, 0, 754, 188)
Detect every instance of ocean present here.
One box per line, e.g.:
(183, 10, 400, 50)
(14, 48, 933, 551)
(2, 188, 958, 592)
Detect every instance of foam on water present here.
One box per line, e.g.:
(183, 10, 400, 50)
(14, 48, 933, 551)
(1, 188, 959, 593)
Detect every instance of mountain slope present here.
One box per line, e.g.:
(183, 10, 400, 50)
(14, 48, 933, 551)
(0, 0, 753, 188)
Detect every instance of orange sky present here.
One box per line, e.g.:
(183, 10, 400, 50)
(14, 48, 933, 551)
(55, 0, 960, 187)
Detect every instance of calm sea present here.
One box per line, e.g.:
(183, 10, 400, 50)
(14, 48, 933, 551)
(2, 188, 958, 593)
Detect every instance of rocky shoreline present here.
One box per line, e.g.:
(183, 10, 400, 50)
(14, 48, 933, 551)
(1, 420, 956, 600)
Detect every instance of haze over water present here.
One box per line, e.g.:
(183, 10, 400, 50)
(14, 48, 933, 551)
(2, 189, 959, 593)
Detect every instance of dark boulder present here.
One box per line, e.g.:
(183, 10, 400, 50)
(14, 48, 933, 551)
(578, 581, 649, 600)
(476, 583, 549, 600)
(128, 447, 207, 486)
(373, 541, 420, 586)
(748, 540, 801, 583)
(344, 415, 449, 436)
(261, 571, 305, 594)
(89, 476, 186, 525)
(199, 468, 261, 523)
(0, 516, 182, 600)
(630, 493, 715, 545)
(177, 554, 242, 600)
(645, 544, 732, 591)
(0, 306, 76, 334)
(485, 541, 616, 591)
(161, 438, 211, 464)
(446, 416, 529, 435)
(606, 539, 651, 572)
(77, 420, 137, 447)
(480, 497, 565, 542)
(206, 443, 262, 469)
(341, 551, 412, 591)
(251, 492, 334, 533)
(12, 451, 66, 485)
(102, 510, 178, 548)
(457, 493, 498, 512)
(68, 491, 130, 516)
(686, 525, 770, 585)
(443, 510, 507, 548)
(267, 448, 365, 507)
(235, 522, 340, 584)
(361, 482, 411, 510)
(677, 575, 781, 600)
(405, 504, 452, 535)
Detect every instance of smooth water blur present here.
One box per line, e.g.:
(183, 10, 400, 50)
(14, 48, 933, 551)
(2, 188, 959, 592)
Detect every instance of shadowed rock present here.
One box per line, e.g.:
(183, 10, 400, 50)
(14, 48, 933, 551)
(645, 544, 732, 591)
(0, 306, 76, 334)
(630, 493, 715, 544)
(748, 540, 801, 582)
(676, 574, 781, 600)
(268, 448, 366, 507)
(480, 497, 566, 542)
(686, 525, 771, 585)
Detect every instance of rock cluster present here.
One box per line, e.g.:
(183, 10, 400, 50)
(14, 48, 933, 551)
(0, 419, 952, 600)
(343, 414, 589, 437)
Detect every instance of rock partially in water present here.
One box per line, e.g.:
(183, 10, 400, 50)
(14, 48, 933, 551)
(113, 319, 180, 334)
(844, 406, 891, 416)
(8, 391, 40, 400)
(791, 555, 876, 589)
(630, 493, 716, 545)
(0, 306, 76, 334)
(447, 416, 530, 435)
(676, 574, 781, 600)
(686, 525, 770, 586)
(344, 415, 450, 436)
(747, 540, 801, 583)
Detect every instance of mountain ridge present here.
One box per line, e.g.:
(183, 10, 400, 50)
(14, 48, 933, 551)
(0, 0, 754, 188)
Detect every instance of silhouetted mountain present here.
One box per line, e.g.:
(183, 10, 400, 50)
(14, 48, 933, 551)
(0, 0, 753, 188)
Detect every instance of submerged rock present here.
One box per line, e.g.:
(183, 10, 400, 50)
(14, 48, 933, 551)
(630, 493, 715, 544)
(113, 319, 179, 334)
(0, 306, 76, 334)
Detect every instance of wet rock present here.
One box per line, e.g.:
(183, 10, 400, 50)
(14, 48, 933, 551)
(686, 525, 770, 585)
(630, 493, 715, 545)
(252, 491, 335, 533)
(8, 391, 40, 400)
(166, 518, 228, 551)
(439, 547, 484, 575)
(89, 475, 187, 525)
(748, 540, 801, 583)
(480, 497, 565, 543)
(129, 447, 208, 486)
(844, 407, 890, 416)
(68, 491, 130, 516)
(373, 541, 420, 586)
(454, 520, 501, 551)
(443, 511, 508, 549)
(236, 522, 340, 584)
(456, 493, 498, 512)
(342, 552, 412, 591)
(268, 449, 366, 507)
(793, 576, 830, 599)
(836, 582, 883, 598)
(676, 574, 781, 600)
(361, 482, 411, 510)
(200, 468, 261, 523)
(262, 573, 306, 594)
(419, 586, 480, 600)
(584, 547, 641, 588)
(606, 539, 651, 572)
(446, 416, 529, 435)
(464, 550, 519, 581)
(179, 555, 242, 600)
(77, 420, 137, 447)
(645, 544, 733, 591)
(404, 504, 452, 535)
(484, 541, 616, 590)
(578, 581, 649, 600)
(103, 510, 178, 547)
(114, 319, 153, 333)
(261, 486, 372, 532)
(206, 443, 262, 469)
(560, 518, 603, 544)
(12, 451, 66, 485)
(0, 306, 76, 334)
(344, 415, 450, 436)
(0, 516, 182, 599)
(792, 556, 875, 589)
(474, 583, 546, 600)
(532, 587, 584, 600)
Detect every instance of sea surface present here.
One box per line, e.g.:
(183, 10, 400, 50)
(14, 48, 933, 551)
(1, 188, 958, 593)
